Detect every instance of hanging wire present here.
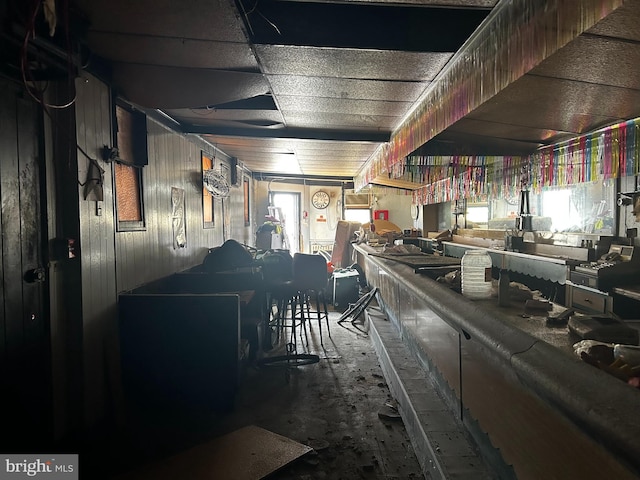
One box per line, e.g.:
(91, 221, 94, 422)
(21, 0, 78, 109)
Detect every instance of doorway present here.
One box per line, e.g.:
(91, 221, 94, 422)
(271, 192, 301, 254)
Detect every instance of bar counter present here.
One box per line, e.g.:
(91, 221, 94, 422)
(354, 243, 640, 480)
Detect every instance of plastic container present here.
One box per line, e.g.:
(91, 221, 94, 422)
(461, 249, 493, 299)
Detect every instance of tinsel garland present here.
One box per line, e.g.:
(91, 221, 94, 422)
(356, 0, 624, 192)
(409, 118, 640, 206)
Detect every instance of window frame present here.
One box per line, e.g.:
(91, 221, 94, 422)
(113, 100, 147, 232)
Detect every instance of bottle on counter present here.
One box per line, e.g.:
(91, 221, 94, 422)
(461, 249, 493, 300)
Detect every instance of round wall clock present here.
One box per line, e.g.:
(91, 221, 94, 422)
(312, 190, 330, 209)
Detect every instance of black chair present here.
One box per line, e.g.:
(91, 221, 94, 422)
(292, 253, 331, 346)
(258, 250, 320, 379)
(259, 250, 303, 348)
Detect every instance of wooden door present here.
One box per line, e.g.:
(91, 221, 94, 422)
(0, 80, 50, 450)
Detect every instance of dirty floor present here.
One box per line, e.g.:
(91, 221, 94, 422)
(104, 306, 426, 479)
(213, 309, 425, 479)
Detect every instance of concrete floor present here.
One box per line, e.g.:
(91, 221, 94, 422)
(211, 307, 426, 479)
(102, 298, 498, 479)
(102, 305, 424, 479)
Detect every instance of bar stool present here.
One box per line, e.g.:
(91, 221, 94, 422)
(292, 253, 331, 346)
(260, 250, 308, 351)
(258, 251, 319, 380)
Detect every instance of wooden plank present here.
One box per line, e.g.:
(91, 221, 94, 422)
(16, 93, 43, 346)
(16, 91, 51, 441)
(0, 83, 12, 359)
(97, 81, 117, 306)
(80, 77, 109, 424)
(1, 86, 24, 357)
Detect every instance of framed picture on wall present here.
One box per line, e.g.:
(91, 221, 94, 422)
(201, 151, 214, 228)
(244, 178, 250, 226)
(171, 187, 186, 248)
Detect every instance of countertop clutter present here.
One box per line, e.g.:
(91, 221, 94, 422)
(366, 243, 640, 388)
(354, 242, 640, 478)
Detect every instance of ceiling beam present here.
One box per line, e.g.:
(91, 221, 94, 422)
(185, 125, 390, 142)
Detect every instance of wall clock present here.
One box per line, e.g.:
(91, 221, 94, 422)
(312, 190, 330, 209)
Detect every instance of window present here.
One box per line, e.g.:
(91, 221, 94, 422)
(114, 103, 146, 230)
(466, 203, 489, 228)
(488, 181, 615, 233)
(344, 208, 371, 224)
(202, 152, 215, 228)
(539, 182, 615, 234)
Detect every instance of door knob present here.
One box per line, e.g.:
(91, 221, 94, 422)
(24, 268, 45, 283)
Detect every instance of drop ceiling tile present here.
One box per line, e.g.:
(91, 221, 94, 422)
(298, 160, 365, 168)
(422, 129, 545, 156)
(447, 118, 569, 145)
(267, 75, 429, 102)
(168, 108, 284, 124)
(280, 111, 399, 130)
(255, 45, 452, 81)
(296, 144, 379, 155)
(530, 36, 640, 91)
(88, 33, 258, 71)
(203, 137, 302, 153)
(586, 0, 640, 42)
(200, 134, 379, 177)
(76, 0, 246, 42)
(112, 64, 270, 109)
(237, 153, 299, 163)
(468, 75, 640, 135)
(250, 161, 303, 174)
(276, 96, 412, 117)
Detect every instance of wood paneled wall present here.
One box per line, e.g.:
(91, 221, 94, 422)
(74, 75, 118, 429)
(114, 119, 222, 291)
(49, 74, 254, 435)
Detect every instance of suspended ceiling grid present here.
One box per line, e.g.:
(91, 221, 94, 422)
(72, 0, 493, 177)
(70, 0, 640, 181)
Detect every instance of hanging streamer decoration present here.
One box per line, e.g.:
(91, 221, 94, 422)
(409, 117, 640, 207)
(356, 0, 623, 192)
